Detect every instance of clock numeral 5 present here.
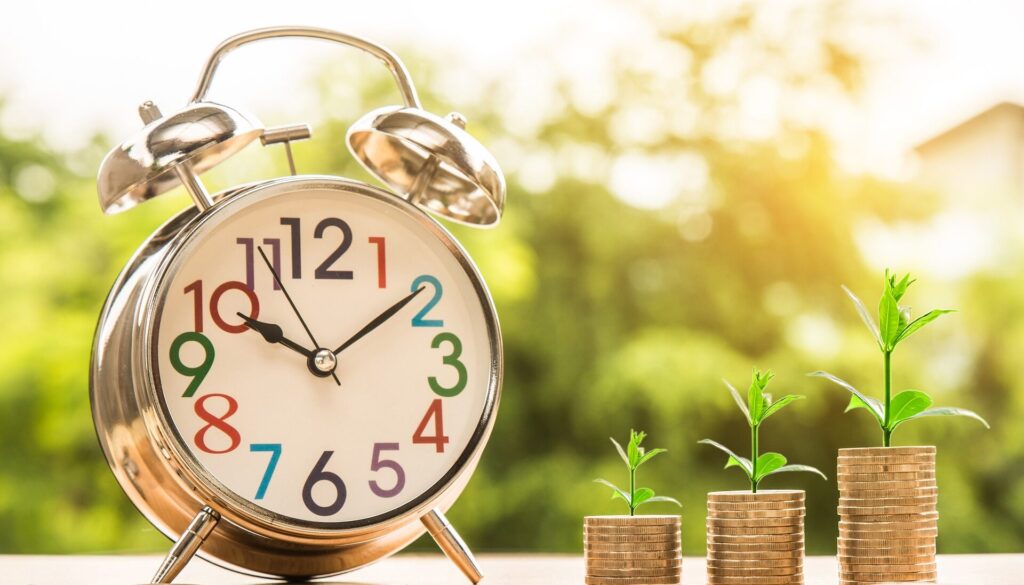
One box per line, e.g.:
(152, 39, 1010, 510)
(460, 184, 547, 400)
(183, 279, 259, 334)
(368, 443, 406, 498)
(194, 393, 241, 454)
(303, 451, 347, 516)
(412, 399, 450, 453)
(169, 331, 215, 398)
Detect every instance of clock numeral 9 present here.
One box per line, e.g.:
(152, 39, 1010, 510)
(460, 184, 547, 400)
(429, 332, 467, 397)
(411, 275, 444, 327)
(303, 451, 347, 516)
(368, 443, 406, 498)
(194, 393, 241, 454)
(412, 399, 450, 453)
(183, 280, 259, 334)
(169, 332, 214, 398)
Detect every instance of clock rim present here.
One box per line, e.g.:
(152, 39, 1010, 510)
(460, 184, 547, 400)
(133, 175, 502, 538)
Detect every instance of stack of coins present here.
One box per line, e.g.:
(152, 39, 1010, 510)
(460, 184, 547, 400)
(706, 490, 806, 585)
(583, 515, 682, 585)
(837, 446, 938, 584)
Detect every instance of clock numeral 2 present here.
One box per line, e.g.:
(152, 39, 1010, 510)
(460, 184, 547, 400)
(183, 280, 259, 334)
(303, 451, 347, 516)
(250, 443, 282, 500)
(194, 393, 241, 454)
(411, 275, 444, 327)
(412, 399, 450, 453)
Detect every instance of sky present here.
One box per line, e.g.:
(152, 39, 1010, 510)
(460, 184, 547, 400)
(1, 0, 1022, 179)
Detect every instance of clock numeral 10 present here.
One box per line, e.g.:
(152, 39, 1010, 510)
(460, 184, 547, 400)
(303, 451, 347, 516)
(194, 393, 241, 454)
(183, 280, 259, 334)
(412, 398, 450, 453)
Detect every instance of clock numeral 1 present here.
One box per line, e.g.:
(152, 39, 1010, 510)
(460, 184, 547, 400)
(429, 332, 467, 397)
(194, 393, 241, 454)
(368, 236, 387, 288)
(412, 399, 450, 453)
(169, 331, 215, 398)
(237, 237, 281, 291)
(250, 443, 282, 500)
(303, 451, 347, 516)
(183, 279, 259, 334)
(410, 275, 444, 327)
(280, 217, 302, 278)
(368, 442, 405, 498)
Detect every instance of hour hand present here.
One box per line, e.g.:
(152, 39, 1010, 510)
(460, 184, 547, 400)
(237, 313, 314, 358)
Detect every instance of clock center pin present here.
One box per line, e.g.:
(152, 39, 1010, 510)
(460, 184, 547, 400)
(311, 349, 337, 375)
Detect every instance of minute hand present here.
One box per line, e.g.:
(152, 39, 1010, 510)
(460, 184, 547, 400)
(333, 286, 425, 355)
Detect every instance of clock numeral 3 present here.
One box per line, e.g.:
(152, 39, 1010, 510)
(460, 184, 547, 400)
(429, 332, 467, 397)
(368, 442, 406, 498)
(412, 399, 450, 453)
(194, 393, 241, 454)
(169, 331, 215, 398)
(411, 275, 444, 327)
(303, 451, 347, 516)
(183, 279, 259, 334)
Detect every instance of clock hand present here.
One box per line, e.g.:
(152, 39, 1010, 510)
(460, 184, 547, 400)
(258, 246, 341, 386)
(333, 286, 426, 355)
(236, 313, 314, 358)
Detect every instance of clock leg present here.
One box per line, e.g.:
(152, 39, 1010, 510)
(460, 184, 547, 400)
(150, 506, 220, 583)
(422, 508, 483, 583)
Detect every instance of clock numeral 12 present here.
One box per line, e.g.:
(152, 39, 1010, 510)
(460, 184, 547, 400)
(412, 398, 450, 453)
(183, 280, 259, 334)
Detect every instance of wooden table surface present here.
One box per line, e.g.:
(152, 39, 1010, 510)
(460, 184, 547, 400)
(3, 554, 1022, 585)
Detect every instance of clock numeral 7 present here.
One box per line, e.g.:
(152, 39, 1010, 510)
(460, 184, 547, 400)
(183, 279, 259, 334)
(250, 443, 282, 500)
(412, 399, 450, 453)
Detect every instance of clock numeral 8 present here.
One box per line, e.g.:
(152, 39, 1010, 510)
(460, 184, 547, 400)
(170, 332, 215, 398)
(194, 393, 241, 454)
(303, 451, 347, 516)
(429, 332, 467, 397)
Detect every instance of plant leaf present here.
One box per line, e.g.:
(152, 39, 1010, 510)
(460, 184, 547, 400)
(637, 448, 667, 467)
(641, 495, 683, 508)
(842, 285, 883, 349)
(627, 430, 642, 469)
(886, 390, 933, 430)
(632, 487, 654, 506)
(807, 371, 884, 425)
(754, 452, 787, 481)
(748, 370, 768, 423)
(878, 288, 901, 351)
(896, 406, 991, 430)
(759, 394, 805, 423)
(610, 437, 629, 467)
(594, 478, 630, 505)
(724, 378, 752, 426)
(699, 439, 753, 479)
(894, 310, 955, 345)
(761, 463, 828, 481)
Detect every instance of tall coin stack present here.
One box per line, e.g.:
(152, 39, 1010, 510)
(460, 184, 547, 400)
(837, 446, 938, 584)
(583, 515, 682, 585)
(706, 490, 806, 585)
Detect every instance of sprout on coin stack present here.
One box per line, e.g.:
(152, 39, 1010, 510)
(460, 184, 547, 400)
(810, 271, 990, 585)
(587, 430, 682, 585)
(699, 369, 826, 585)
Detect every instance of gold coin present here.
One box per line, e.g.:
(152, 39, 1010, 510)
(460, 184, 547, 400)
(837, 470, 936, 481)
(707, 565, 801, 576)
(707, 500, 805, 511)
(838, 536, 936, 549)
(708, 533, 804, 543)
(586, 550, 682, 560)
(587, 566, 683, 578)
(707, 524, 802, 536)
(839, 494, 937, 506)
(708, 490, 804, 503)
(838, 553, 934, 565)
(706, 515, 804, 527)
(839, 488, 938, 501)
(707, 576, 799, 585)
(707, 507, 805, 520)
(838, 480, 938, 491)
(837, 464, 935, 476)
(585, 541, 681, 552)
(838, 503, 936, 515)
(708, 549, 803, 560)
(838, 513, 938, 524)
(707, 557, 803, 568)
(839, 518, 938, 530)
(839, 528, 937, 541)
(839, 446, 935, 456)
(587, 557, 682, 568)
(838, 451, 935, 461)
(585, 524, 682, 535)
(837, 543, 935, 556)
(585, 533, 681, 544)
(839, 574, 937, 584)
(585, 515, 680, 526)
(841, 565, 937, 576)
(585, 576, 681, 585)
(707, 540, 804, 552)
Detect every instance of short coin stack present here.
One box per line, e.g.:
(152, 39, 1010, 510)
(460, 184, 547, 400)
(837, 446, 938, 584)
(583, 515, 682, 585)
(706, 490, 806, 585)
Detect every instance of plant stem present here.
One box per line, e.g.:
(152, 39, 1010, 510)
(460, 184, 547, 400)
(629, 464, 636, 516)
(751, 423, 759, 493)
(883, 350, 892, 447)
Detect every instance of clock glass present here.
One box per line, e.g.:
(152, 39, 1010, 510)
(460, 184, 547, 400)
(148, 180, 498, 528)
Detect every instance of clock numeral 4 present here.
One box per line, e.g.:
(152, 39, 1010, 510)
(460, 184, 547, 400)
(368, 442, 406, 498)
(169, 331, 215, 398)
(250, 443, 282, 500)
(303, 451, 347, 516)
(183, 279, 259, 334)
(194, 393, 241, 454)
(412, 398, 450, 453)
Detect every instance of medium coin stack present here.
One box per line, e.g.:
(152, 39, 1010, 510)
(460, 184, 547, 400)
(583, 515, 682, 585)
(706, 490, 806, 585)
(837, 446, 938, 584)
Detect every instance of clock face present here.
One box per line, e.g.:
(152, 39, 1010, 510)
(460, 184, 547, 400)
(148, 180, 499, 528)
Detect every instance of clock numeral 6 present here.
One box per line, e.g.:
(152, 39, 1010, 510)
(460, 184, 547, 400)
(194, 393, 241, 454)
(411, 275, 444, 327)
(183, 279, 259, 334)
(303, 451, 347, 516)
(412, 399, 450, 453)
(368, 443, 406, 498)
(429, 332, 467, 397)
(169, 331, 214, 398)
(250, 443, 282, 500)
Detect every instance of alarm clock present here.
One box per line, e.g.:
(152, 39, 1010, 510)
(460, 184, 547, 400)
(90, 27, 505, 584)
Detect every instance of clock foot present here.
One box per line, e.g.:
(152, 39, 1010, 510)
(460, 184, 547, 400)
(151, 506, 220, 583)
(422, 508, 483, 583)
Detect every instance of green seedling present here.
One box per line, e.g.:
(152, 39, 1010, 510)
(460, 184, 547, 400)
(810, 270, 989, 446)
(595, 430, 681, 516)
(700, 369, 826, 493)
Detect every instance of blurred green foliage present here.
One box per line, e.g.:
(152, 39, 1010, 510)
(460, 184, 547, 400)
(0, 0, 1019, 558)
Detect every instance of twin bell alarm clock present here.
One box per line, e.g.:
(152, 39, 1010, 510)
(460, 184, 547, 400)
(90, 27, 505, 583)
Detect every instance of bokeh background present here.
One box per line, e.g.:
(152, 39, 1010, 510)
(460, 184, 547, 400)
(2, 0, 1023, 557)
